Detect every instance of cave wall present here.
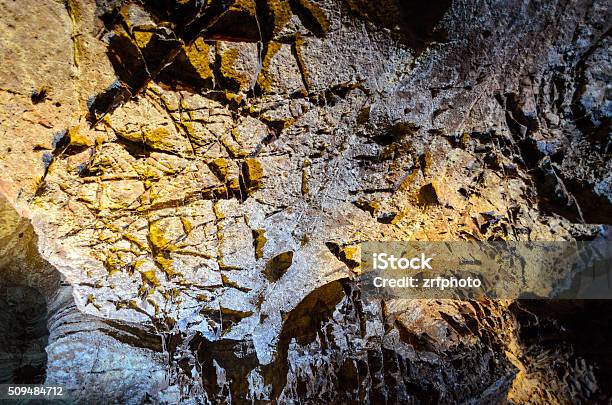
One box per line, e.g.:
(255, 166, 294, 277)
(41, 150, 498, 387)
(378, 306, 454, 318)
(0, 0, 610, 403)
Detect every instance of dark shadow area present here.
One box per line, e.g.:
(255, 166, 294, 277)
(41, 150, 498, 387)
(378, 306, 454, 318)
(344, 0, 451, 52)
(511, 300, 612, 403)
(0, 285, 49, 384)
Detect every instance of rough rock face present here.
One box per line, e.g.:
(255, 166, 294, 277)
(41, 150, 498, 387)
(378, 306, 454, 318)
(0, 0, 610, 403)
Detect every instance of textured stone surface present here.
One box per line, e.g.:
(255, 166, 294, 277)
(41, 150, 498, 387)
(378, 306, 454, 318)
(0, 0, 610, 403)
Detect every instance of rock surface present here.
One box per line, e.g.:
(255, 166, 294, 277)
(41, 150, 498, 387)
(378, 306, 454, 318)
(0, 0, 610, 403)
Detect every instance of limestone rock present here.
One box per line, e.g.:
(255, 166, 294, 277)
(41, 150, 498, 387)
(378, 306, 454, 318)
(0, 0, 610, 403)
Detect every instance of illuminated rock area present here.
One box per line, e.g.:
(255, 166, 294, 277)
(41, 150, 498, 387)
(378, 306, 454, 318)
(0, 0, 610, 403)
